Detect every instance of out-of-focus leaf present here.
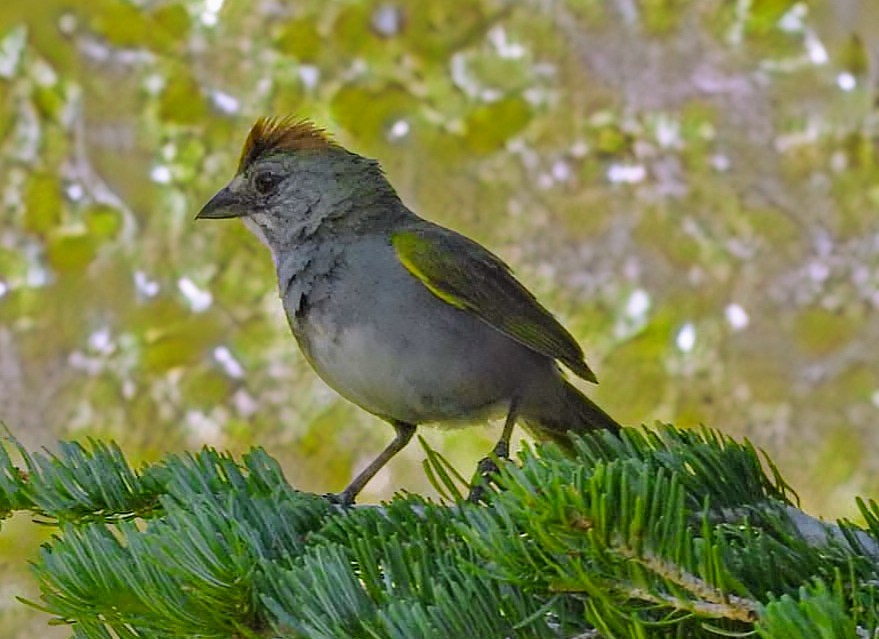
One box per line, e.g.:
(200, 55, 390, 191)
(180, 365, 233, 409)
(269, 75, 307, 116)
(462, 50, 533, 95)
(834, 172, 879, 238)
(152, 3, 191, 42)
(230, 316, 285, 367)
(23, 172, 63, 236)
(0, 247, 28, 280)
(276, 18, 321, 62)
(745, 0, 799, 36)
(734, 345, 790, 403)
(841, 131, 874, 169)
(33, 83, 66, 121)
(400, 1, 494, 63)
(128, 296, 190, 334)
(550, 189, 616, 238)
(592, 124, 634, 157)
(88, 2, 176, 53)
(598, 318, 673, 424)
(463, 96, 532, 154)
(83, 205, 123, 240)
(674, 386, 717, 429)
(815, 426, 864, 485)
(142, 318, 224, 374)
(89, 1, 154, 48)
(0, 86, 11, 139)
(641, 0, 684, 34)
(159, 70, 207, 125)
(831, 364, 877, 402)
(0, 2, 80, 74)
(678, 101, 718, 144)
(16, 282, 88, 357)
(331, 82, 418, 149)
(290, 402, 358, 493)
(206, 234, 274, 306)
(0, 287, 35, 326)
(46, 231, 96, 273)
(793, 308, 862, 357)
(748, 209, 803, 253)
(331, 4, 376, 57)
(636, 208, 702, 267)
(739, 0, 803, 59)
(86, 374, 124, 412)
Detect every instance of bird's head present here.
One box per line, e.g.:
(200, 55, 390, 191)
(196, 116, 397, 253)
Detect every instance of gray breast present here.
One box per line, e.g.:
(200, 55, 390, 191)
(284, 237, 546, 424)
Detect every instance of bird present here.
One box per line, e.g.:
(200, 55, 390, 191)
(196, 116, 621, 505)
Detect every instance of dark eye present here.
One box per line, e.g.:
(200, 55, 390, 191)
(253, 172, 282, 195)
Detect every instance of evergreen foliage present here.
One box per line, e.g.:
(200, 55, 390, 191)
(1, 426, 876, 638)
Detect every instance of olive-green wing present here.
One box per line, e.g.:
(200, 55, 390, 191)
(392, 226, 597, 383)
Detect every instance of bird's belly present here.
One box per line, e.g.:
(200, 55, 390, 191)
(295, 303, 522, 425)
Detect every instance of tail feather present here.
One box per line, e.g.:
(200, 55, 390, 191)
(522, 378, 620, 451)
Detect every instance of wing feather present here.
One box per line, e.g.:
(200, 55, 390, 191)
(392, 226, 598, 383)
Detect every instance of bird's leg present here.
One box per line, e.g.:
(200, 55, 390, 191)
(329, 421, 416, 507)
(468, 398, 519, 503)
(492, 399, 519, 459)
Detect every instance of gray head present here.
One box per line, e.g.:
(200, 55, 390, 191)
(196, 117, 402, 259)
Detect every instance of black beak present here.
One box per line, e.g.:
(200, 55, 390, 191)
(195, 187, 245, 220)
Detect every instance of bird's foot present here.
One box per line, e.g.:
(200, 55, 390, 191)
(467, 459, 501, 503)
(492, 438, 509, 459)
(323, 490, 356, 508)
(475, 454, 502, 478)
(467, 442, 510, 503)
(466, 482, 488, 504)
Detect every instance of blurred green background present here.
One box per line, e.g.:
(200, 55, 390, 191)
(1, 0, 879, 634)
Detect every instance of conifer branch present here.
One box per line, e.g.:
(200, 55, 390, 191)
(612, 545, 760, 622)
(0, 425, 876, 638)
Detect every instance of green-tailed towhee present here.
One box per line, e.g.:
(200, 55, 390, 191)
(196, 116, 620, 504)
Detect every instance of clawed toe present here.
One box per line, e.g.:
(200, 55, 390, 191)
(467, 454, 506, 503)
(323, 491, 356, 507)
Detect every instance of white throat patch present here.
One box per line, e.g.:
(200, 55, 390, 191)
(241, 215, 278, 265)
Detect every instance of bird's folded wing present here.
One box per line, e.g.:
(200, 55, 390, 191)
(392, 226, 597, 383)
